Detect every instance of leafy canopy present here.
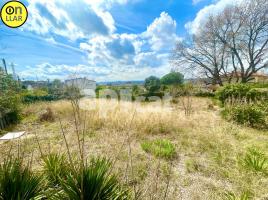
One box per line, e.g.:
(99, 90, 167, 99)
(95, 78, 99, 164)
(144, 76, 161, 93)
(161, 72, 184, 85)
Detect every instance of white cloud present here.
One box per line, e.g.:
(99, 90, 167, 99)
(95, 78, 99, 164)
(21, 2, 177, 81)
(24, 0, 116, 40)
(77, 12, 177, 80)
(142, 12, 179, 52)
(185, 0, 244, 34)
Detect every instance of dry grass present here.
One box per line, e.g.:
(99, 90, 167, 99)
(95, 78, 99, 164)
(0, 97, 267, 199)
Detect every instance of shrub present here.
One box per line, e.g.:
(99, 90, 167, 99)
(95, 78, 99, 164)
(0, 157, 44, 199)
(141, 139, 176, 159)
(22, 89, 63, 104)
(217, 84, 251, 104)
(225, 104, 267, 128)
(241, 148, 268, 174)
(194, 90, 215, 97)
(216, 84, 268, 105)
(39, 107, 55, 122)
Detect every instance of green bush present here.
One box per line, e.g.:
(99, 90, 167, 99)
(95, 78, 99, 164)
(216, 84, 268, 105)
(224, 104, 267, 128)
(217, 84, 251, 104)
(141, 139, 176, 159)
(22, 89, 64, 104)
(194, 90, 215, 97)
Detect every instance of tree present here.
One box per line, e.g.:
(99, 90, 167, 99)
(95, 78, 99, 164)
(144, 76, 161, 93)
(161, 71, 184, 85)
(212, 0, 268, 83)
(172, 0, 268, 84)
(172, 18, 231, 86)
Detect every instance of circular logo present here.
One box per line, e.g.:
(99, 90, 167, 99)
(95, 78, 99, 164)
(1, 1, 28, 28)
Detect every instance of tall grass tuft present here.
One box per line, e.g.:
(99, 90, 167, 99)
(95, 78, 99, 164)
(0, 157, 44, 200)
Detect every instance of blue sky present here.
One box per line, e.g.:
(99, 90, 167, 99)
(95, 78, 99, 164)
(0, 0, 233, 82)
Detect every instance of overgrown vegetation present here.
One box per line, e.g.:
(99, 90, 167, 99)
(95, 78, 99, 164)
(216, 84, 267, 105)
(218, 84, 268, 129)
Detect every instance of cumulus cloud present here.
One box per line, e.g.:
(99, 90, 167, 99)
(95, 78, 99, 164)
(142, 12, 179, 52)
(20, 1, 177, 81)
(185, 0, 244, 34)
(24, 0, 116, 40)
(78, 12, 178, 80)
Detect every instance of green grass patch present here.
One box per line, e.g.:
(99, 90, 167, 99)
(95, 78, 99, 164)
(224, 191, 252, 200)
(141, 139, 176, 159)
(241, 148, 268, 174)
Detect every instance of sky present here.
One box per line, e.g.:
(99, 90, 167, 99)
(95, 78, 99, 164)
(0, 0, 238, 82)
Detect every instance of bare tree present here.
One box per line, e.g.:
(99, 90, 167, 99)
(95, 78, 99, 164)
(173, 0, 268, 84)
(213, 0, 268, 82)
(172, 17, 231, 86)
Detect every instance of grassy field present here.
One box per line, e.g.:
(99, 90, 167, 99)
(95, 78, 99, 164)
(0, 97, 267, 199)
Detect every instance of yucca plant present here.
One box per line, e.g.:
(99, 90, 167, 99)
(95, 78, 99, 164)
(43, 153, 69, 187)
(242, 148, 268, 174)
(46, 156, 129, 200)
(0, 157, 44, 200)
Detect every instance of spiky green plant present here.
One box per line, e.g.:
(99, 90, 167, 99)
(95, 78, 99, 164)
(43, 153, 69, 187)
(51, 157, 129, 200)
(0, 157, 44, 200)
(242, 148, 268, 174)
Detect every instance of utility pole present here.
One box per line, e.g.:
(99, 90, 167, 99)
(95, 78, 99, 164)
(2, 59, 8, 75)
